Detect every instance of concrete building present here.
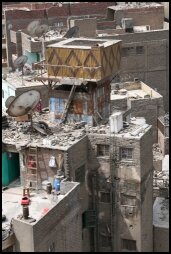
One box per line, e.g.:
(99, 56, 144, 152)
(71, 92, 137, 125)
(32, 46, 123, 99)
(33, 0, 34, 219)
(107, 3, 164, 30)
(2, 179, 82, 252)
(3, 2, 115, 68)
(110, 80, 164, 143)
(153, 197, 169, 252)
(2, 111, 154, 252)
(2, 12, 165, 251)
(97, 3, 169, 112)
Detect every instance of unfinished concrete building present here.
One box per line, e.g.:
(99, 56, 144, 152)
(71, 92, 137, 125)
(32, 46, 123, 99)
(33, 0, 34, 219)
(97, 3, 169, 111)
(110, 80, 165, 143)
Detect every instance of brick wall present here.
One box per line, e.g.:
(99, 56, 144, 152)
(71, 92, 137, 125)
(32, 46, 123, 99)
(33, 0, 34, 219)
(13, 183, 82, 252)
(101, 30, 169, 111)
(112, 5, 164, 30)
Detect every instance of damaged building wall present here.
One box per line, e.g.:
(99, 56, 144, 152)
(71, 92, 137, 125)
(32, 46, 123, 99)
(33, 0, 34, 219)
(49, 81, 111, 125)
(114, 126, 153, 252)
(87, 133, 112, 252)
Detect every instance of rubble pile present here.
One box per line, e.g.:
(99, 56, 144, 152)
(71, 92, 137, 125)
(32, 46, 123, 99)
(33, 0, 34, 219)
(153, 143, 163, 161)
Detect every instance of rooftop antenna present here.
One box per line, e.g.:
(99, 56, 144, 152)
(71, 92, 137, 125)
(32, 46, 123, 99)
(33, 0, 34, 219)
(13, 55, 28, 86)
(63, 26, 79, 38)
(6, 90, 40, 133)
(27, 20, 49, 60)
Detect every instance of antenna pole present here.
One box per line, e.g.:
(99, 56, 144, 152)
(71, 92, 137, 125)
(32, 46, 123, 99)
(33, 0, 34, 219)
(42, 35, 45, 61)
(21, 66, 24, 86)
(30, 112, 33, 132)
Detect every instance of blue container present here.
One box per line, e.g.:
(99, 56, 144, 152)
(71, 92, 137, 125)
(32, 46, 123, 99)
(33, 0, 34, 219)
(53, 178, 61, 191)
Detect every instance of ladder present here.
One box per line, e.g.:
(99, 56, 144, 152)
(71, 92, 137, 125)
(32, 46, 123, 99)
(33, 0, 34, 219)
(25, 147, 39, 191)
(61, 85, 76, 123)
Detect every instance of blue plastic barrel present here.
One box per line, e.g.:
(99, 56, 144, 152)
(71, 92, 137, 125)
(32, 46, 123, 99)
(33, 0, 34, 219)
(53, 178, 60, 191)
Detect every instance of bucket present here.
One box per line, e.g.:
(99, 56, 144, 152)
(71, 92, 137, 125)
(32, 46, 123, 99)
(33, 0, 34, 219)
(46, 183, 52, 194)
(23, 206, 29, 219)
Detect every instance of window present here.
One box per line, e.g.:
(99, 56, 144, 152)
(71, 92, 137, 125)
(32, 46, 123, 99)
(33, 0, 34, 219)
(82, 210, 96, 228)
(75, 165, 85, 183)
(120, 194, 136, 206)
(122, 239, 136, 251)
(48, 242, 55, 252)
(100, 192, 111, 203)
(136, 46, 144, 54)
(120, 148, 133, 160)
(121, 47, 135, 57)
(2, 89, 4, 98)
(100, 235, 111, 247)
(97, 145, 109, 157)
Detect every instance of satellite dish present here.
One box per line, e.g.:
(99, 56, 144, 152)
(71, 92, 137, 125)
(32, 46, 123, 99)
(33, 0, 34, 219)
(7, 90, 40, 117)
(27, 20, 40, 37)
(5, 96, 16, 109)
(2, 73, 7, 80)
(13, 55, 28, 86)
(63, 26, 79, 38)
(13, 55, 28, 69)
(27, 21, 49, 60)
(34, 24, 49, 38)
(8, 24, 13, 30)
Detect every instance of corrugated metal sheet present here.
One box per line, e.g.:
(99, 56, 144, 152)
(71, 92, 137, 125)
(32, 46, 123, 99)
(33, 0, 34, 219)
(49, 97, 93, 125)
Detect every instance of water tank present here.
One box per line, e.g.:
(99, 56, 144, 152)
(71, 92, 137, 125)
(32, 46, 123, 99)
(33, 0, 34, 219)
(110, 112, 123, 133)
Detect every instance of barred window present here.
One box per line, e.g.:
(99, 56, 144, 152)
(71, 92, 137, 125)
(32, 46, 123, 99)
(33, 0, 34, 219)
(97, 145, 109, 157)
(120, 194, 136, 206)
(120, 148, 133, 160)
(136, 46, 145, 54)
(100, 192, 111, 203)
(122, 239, 136, 251)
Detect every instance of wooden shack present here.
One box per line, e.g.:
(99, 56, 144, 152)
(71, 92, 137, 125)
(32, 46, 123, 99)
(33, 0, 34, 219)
(45, 38, 121, 82)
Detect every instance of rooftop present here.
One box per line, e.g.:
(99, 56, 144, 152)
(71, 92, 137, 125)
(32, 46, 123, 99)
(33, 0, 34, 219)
(2, 111, 151, 150)
(108, 3, 162, 11)
(3, 72, 44, 89)
(47, 38, 121, 50)
(2, 112, 87, 151)
(158, 113, 169, 126)
(153, 197, 169, 229)
(2, 178, 79, 228)
(111, 81, 163, 101)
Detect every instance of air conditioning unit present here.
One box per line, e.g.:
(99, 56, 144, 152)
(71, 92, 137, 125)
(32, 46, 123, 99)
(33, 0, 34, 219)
(121, 18, 134, 32)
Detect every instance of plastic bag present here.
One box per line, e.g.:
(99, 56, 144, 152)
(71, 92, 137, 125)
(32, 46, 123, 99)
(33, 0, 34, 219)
(49, 156, 57, 167)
